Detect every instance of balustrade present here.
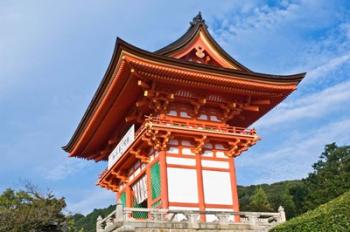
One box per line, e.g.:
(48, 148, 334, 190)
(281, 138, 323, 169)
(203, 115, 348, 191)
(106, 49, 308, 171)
(140, 116, 257, 137)
(96, 204, 286, 232)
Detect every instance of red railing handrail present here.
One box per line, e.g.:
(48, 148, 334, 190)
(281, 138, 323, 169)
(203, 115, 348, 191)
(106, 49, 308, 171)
(99, 116, 257, 184)
(142, 116, 256, 136)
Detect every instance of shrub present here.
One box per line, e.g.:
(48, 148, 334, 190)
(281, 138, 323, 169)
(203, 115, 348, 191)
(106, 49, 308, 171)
(271, 191, 350, 232)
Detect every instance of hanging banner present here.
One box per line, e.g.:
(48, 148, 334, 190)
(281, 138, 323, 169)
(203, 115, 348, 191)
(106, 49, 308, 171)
(108, 125, 135, 169)
(132, 175, 147, 204)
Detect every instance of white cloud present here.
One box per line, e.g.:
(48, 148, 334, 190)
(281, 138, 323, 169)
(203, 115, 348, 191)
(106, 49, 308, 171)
(303, 53, 350, 84)
(45, 158, 88, 181)
(210, 0, 350, 80)
(66, 188, 115, 215)
(255, 80, 350, 129)
(237, 117, 350, 184)
(212, 1, 301, 48)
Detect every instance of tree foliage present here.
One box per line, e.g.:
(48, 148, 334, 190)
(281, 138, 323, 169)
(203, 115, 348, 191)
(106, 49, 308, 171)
(271, 191, 350, 232)
(247, 187, 273, 212)
(0, 184, 78, 232)
(238, 180, 304, 218)
(303, 143, 350, 211)
(239, 143, 350, 220)
(72, 205, 115, 232)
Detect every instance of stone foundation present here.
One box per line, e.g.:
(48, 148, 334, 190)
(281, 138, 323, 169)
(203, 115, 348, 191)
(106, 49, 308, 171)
(97, 205, 286, 232)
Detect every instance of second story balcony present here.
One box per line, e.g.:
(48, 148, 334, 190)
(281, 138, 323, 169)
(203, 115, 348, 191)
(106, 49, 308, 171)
(98, 116, 259, 191)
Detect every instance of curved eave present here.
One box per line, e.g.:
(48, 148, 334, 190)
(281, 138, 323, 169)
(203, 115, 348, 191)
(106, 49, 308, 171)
(62, 38, 125, 154)
(119, 38, 306, 83)
(62, 37, 306, 156)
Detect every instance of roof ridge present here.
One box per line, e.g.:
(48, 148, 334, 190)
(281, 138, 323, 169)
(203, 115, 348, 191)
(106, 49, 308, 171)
(190, 11, 208, 28)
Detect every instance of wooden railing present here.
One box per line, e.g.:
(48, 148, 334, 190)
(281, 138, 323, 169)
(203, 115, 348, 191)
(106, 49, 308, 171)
(96, 205, 286, 232)
(141, 116, 257, 136)
(100, 117, 257, 180)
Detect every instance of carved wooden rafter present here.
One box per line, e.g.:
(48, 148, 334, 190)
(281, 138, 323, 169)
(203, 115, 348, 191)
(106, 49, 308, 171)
(94, 149, 110, 162)
(135, 73, 176, 115)
(130, 148, 149, 163)
(100, 176, 120, 192)
(111, 185, 120, 192)
(192, 135, 207, 154)
(122, 76, 152, 124)
(143, 90, 175, 114)
(252, 99, 271, 105)
(143, 128, 171, 151)
(125, 107, 144, 124)
(191, 97, 207, 117)
(225, 140, 240, 157)
(108, 178, 120, 192)
(218, 96, 267, 122)
(99, 179, 109, 188)
(225, 136, 259, 157)
(218, 102, 241, 122)
(111, 170, 128, 184)
(239, 137, 259, 153)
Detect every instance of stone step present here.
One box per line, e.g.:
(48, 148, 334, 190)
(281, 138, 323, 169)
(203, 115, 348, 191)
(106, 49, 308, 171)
(112, 221, 272, 232)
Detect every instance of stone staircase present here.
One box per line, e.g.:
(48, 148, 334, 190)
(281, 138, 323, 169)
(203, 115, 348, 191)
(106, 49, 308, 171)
(111, 222, 271, 232)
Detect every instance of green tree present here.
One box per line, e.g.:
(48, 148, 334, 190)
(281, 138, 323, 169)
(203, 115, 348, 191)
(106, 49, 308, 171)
(248, 187, 273, 212)
(289, 182, 308, 216)
(0, 184, 79, 232)
(303, 143, 350, 211)
(268, 189, 296, 218)
(72, 205, 115, 232)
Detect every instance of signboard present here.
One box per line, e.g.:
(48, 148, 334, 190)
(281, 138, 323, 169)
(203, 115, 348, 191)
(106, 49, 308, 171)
(108, 125, 135, 169)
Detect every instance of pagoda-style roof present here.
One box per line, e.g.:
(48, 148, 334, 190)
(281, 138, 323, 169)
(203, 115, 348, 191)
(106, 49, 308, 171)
(155, 12, 251, 72)
(63, 13, 305, 160)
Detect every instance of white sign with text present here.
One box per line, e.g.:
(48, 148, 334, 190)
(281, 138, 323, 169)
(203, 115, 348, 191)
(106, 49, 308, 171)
(108, 125, 135, 169)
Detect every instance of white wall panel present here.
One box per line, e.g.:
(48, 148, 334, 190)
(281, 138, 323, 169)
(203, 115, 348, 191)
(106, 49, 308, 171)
(166, 157, 196, 166)
(203, 170, 232, 205)
(201, 160, 228, 169)
(167, 168, 198, 203)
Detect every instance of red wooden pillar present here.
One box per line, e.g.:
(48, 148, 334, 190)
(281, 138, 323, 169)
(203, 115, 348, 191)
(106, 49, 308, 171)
(195, 151, 206, 222)
(146, 165, 152, 206)
(159, 150, 169, 209)
(229, 157, 240, 222)
(126, 184, 132, 208)
(125, 184, 132, 218)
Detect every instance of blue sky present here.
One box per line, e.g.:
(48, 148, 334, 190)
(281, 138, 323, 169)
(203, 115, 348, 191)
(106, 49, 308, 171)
(1, 0, 350, 214)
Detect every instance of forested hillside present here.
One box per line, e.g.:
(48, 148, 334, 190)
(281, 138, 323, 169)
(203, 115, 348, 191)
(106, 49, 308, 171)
(238, 180, 305, 218)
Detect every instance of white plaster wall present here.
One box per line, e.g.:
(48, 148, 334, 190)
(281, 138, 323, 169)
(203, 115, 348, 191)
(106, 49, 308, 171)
(166, 157, 196, 166)
(202, 170, 232, 205)
(201, 160, 229, 169)
(167, 168, 198, 203)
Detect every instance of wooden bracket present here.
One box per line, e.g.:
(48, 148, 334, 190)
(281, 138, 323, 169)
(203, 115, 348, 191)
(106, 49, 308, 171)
(225, 140, 241, 157)
(130, 148, 149, 163)
(137, 79, 150, 90)
(192, 135, 207, 154)
(125, 109, 144, 124)
(252, 99, 271, 105)
(143, 89, 175, 114)
(111, 170, 128, 183)
(191, 97, 207, 116)
(142, 129, 171, 151)
(220, 101, 241, 122)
